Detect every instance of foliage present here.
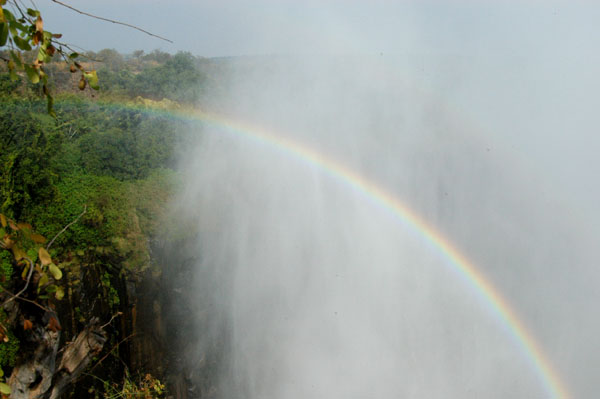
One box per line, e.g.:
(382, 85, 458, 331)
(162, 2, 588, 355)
(0, 311, 18, 368)
(0, 47, 191, 397)
(0, 251, 12, 283)
(0, 213, 65, 301)
(102, 373, 165, 399)
(128, 52, 203, 103)
(0, 1, 99, 114)
(0, 98, 61, 220)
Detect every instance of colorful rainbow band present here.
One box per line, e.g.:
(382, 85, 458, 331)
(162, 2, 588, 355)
(58, 99, 570, 398)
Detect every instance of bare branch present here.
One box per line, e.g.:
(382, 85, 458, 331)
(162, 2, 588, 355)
(0, 286, 51, 312)
(49, 0, 173, 43)
(1, 257, 34, 308)
(47, 205, 86, 250)
(99, 311, 122, 330)
(87, 332, 136, 374)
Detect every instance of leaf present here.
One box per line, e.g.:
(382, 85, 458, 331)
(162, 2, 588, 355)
(46, 93, 55, 118)
(2, 8, 13, 23)
(9, 51, 22, 69)
(32, 30, 41, 45)
(2, 236, 13, 249)
(0, 366, 3, 377)
(38, 247, 52, 266)
(17, 222, 31, 230)
(52, 33, 62, 38)
(0, 22, 7, 46)
(8, 220, 17, 230)
(47, 316, 61, 332)
(78, 76, 86, 90)
(35, 15, 42, 32)
(38, 272, 49, 289)
(0, 382, 10, 395)
(48, 263, 62, 280)
(0, 214, 5, 227)
(69, 52, 79, 59)
(23, 319, 33, 330)
(84, 70, 99, 90)
(21, 264, 29, 280)
(30, 233, 46, 244)
(55, 286, 65, 300)
(26, 8, 40, 18)
(12, 246, 26, 261)
(24, 64, 40, 84)
(13, 35, 31, 51)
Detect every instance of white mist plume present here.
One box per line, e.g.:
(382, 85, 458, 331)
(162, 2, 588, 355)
(173, 2, 600, 398)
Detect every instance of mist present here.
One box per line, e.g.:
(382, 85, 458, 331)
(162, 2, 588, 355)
(171, 2, 600, 398)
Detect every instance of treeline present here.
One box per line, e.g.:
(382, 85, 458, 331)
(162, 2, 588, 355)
(0, 48, 226, 105)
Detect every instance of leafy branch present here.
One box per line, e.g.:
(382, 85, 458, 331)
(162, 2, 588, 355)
(0, 0, 172, 114)
(0, 0, 99, 115)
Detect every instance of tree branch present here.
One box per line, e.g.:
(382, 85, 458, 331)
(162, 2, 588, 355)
(0, 286, 51, 312)
(49, 0, 173, 43)
(87, 332, 135, 374)
(1, 257, 34, 308)
(46, 205, 87, 250)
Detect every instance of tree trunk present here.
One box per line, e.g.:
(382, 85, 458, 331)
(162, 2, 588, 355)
(8, 318, 106, 399)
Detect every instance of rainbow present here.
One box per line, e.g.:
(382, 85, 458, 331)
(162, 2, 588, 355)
(59, 99, 569, 397)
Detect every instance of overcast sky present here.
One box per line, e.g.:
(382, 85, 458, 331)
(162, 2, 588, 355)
(39, 0, 599, 57)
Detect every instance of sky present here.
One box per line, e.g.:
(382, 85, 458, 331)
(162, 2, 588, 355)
(39, 0, 600, 58)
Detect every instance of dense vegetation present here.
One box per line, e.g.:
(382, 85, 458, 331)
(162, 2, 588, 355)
(0, 48, 210, 397)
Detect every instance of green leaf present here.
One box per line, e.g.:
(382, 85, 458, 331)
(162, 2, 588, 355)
(37, 47, 46, 62)
(69, 52, 79, 59)
(0, 381, 10, 395)
(26, 8, 40, 18)
(0, 22, 7, 46)
(55, 286, 65, 300)
(21, 264, 29, 280)
(49, 263, 62, 280)
(38, 273, 49, 290)
(13, 35, 31, 51)
(24, 64, 39, 84)
(2, 8, 14, 22)
(84, 70, 99, 90)
(46, 92, 55, 117)
(10, 51, 22, 68)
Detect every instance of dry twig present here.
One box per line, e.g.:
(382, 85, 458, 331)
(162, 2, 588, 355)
(50, 0, 173, 43)
(47, 205, 87, 250)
